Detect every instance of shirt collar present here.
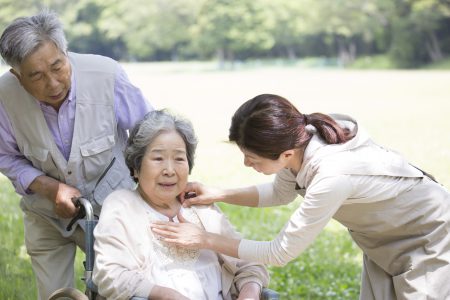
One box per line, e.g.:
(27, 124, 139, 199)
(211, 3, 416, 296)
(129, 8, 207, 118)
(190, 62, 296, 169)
(66, 68, 76, 103)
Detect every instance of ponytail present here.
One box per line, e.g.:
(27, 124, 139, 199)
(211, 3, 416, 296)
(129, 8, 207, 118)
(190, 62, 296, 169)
(229, 94, 354, 160)
(304, 113, 354, 144)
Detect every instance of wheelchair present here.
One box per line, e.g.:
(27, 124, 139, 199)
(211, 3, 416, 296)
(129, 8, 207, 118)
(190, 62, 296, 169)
(48, 198, 280, 300)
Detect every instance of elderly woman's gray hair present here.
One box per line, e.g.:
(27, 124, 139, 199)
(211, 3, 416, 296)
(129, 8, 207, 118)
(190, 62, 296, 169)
(125, 110, 198, 182)
(0, 10, 68, 70)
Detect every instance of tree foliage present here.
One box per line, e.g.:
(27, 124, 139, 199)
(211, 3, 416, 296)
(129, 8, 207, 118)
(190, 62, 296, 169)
(1, 0, 449, 67)
(388, 0, 450, 67)
(191, 0, 275, 63)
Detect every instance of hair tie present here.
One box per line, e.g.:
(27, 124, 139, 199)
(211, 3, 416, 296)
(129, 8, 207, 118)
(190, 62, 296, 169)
(305, 124, 316, 134)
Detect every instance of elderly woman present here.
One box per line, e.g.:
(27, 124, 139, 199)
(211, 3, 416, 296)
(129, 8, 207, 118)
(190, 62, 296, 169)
(92, 109, 269, 300)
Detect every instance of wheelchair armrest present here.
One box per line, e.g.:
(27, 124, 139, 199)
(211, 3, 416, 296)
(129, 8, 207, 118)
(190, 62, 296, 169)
(129, 287, 280, 300)
(262, 287, 280, 300)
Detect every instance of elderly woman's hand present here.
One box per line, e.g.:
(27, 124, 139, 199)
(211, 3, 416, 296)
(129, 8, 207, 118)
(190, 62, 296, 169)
(150, 212, 208, 249)
(180, 181, 226, 207)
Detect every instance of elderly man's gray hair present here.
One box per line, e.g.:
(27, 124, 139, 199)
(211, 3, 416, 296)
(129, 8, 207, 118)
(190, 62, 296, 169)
(125, 109, 198, 182)
(0, 10, 68, 70)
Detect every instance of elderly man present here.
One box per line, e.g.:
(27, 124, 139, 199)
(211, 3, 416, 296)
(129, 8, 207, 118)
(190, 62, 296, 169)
(0, 10, 153, 299)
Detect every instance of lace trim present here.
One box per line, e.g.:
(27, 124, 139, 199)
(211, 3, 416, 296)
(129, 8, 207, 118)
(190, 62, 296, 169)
(147, 207, 202, 267)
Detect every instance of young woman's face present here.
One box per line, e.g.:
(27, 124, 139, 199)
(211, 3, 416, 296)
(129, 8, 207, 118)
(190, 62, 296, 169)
(136, 130, 189, 203)
(240, 148, 287, 175)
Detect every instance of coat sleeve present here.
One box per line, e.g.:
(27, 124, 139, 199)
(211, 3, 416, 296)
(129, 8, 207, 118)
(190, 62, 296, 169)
(256, 169, 299, 207)
(93, 192, 154, 300)
(239, 174, 353, 266)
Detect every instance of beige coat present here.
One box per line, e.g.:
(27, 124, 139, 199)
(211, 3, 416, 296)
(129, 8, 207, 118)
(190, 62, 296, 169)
(246, 114, 450, 299)
(93, 189, 269, 300)
(302, 115, 450, 299)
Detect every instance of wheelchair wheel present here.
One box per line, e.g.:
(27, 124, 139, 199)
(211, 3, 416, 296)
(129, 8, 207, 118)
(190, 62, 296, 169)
(48, 287, 89, 300)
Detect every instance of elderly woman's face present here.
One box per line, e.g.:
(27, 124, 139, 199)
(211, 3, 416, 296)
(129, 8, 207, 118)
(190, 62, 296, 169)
(136, 130, 189, 202)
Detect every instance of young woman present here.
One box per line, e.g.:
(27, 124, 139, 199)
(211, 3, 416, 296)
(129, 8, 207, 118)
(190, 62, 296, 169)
(151, 94, 450, 299)
(93, 110, 268, 300)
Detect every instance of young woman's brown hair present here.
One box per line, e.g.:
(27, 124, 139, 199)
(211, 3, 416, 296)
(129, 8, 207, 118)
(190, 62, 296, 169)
(229, 94, 353, 159)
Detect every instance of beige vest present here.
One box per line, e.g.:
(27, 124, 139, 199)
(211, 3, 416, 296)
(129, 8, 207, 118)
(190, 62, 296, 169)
(0, 53, 135, 236)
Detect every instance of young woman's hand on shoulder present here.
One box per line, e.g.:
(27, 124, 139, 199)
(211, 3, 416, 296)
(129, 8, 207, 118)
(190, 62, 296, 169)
(180, 181, 226, 207)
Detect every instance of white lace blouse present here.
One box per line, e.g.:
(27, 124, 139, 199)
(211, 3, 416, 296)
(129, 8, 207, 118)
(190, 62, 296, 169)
(145, 204, 223, 300)
(93, 189, 269, 300)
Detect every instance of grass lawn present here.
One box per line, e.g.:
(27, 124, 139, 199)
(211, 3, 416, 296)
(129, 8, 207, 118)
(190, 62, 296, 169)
(1, 62, 449, 299)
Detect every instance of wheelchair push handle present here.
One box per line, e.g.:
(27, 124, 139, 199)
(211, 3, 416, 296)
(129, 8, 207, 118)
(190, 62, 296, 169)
(66, 197, 95, 231)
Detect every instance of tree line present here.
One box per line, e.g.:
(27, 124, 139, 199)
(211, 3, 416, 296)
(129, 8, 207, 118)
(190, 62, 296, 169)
(1, 0, 449, 68)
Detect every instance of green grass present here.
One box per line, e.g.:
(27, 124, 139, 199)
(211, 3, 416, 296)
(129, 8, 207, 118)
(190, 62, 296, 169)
(0, 180, 36, 300)
(422, 57, 450, 70)
(348, 55, 396, 70)
(1, 63, 449, 299)
(0, 179, 85, 299)
(349, 55, 450, 70)
(219, 204, 362, 299)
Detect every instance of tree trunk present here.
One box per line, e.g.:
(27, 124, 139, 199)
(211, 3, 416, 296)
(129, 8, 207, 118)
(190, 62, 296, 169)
(425, 30, 443, 62)
(171, 47, 179, 61)
(216, 48, 225, 69)
(226, 48, 235, 69)
(286, 45, 297, 60)
(337, 37, 357, 66)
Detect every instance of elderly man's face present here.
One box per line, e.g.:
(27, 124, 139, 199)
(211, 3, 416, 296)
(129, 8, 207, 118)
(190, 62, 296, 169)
(11, 41, 71, 110)
(136, 130, 190, 205)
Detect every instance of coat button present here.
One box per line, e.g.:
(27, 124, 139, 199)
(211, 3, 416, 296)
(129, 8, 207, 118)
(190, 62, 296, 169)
(68, 171, 72, 175)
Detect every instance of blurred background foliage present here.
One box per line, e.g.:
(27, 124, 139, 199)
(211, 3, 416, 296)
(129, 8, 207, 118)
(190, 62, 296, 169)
(1, 0, 449, 68)
(1, 1, 450, 298)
